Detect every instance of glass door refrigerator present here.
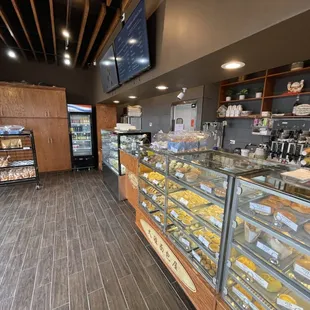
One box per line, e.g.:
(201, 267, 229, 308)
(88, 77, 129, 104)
(68, 104, 95, 170)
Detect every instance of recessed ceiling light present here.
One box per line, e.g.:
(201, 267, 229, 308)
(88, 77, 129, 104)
(64, 58, 71, 66)
(221, 61, 245, 70)
(62, 29, 70, 38)
(113, 100, 120, 103)
(128, 38, 138, 45)
(64, 53, 70, 59)
(7, 50, 17, 59)
(128, 96, 137, 99)
(156, 85, 168, 90)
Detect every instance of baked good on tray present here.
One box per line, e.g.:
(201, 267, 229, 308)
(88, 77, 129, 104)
(278, 295, 297, 306)
(185, 172, 199, 183)
(214, 187, 226, 198)
(236, 256, 256, 271)
(290, 202, 310, 214)
(259, 273, 282, 292)
(304, 222, 310, 235)
(233, 284, 252, 301)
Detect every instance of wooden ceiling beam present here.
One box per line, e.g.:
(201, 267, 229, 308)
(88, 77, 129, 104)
(11, 0, 37, 61)
(121, 0, 132, 12)
(30, 0, 47, 62)
(93, 8, 120, 61)
(0, 8, 27, 59)
(106, 0, 112, 6)
(73, 0, 89, 67)
(81, 4, 106, 67)
(0, 30, 9, 46)
(49, 0, 57, 63)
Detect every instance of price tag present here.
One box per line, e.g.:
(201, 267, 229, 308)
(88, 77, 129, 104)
(175, 172, 184, 179)
(24, 147, 31, 150)
(142, 202, 147, 208)
(276, 213, 298, 231)
(294, 264, 310, 280)
(192, 250, 201, 262)
(143, 157, 149, 162)
(170, 210, 179, 219)
(200, 183, 212, 194)
(198, 235, 210, 248)
(250, 202, 271, 215)
(179, 197, 189, 206)
(277, 298, 303, 310)
(235, 260, 268, 289)
(155, 162, 163, 169)
(142, 188, 147, 194)
(256, 241, 278, 259)
(232, 287, 259, 310)
(209, 216, 223, 229)
(152, 195, 157, 201)
(154, 215, 161, 223)
(180, 237, 190, 247)
(143, 173, 148, 179)
(153, 180, 159, 185)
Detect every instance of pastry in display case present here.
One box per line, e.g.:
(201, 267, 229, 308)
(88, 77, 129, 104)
(222, 169, 310, 310)
(138, 146, 285, 292)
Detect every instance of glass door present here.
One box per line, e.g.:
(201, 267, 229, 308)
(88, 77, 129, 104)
(70, 113, 92, 156)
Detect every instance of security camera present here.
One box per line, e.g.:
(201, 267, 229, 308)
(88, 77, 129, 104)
(177, 88, 187, 100)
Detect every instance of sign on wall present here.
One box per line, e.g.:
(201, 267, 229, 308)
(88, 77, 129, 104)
(140, 219, 196, 292)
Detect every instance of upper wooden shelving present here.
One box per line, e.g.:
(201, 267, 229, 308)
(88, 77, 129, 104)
(220, 98, 262, 104)
(221, 76, 265, 87)
(264, 91, 310, 99)
(267, 66, 310, 78)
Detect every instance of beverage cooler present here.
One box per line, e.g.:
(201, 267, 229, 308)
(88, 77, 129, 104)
(68, 104, 95, 170)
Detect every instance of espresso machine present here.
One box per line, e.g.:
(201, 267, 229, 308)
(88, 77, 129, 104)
(268, 120, 310, 166)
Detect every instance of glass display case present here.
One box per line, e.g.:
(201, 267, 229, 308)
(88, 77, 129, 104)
(222, 170, 310, 310)
(138, 147, 280, 291)
(101, 130, 151, 175)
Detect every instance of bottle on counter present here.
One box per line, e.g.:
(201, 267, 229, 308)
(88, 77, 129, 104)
(292, 95, 300, 116)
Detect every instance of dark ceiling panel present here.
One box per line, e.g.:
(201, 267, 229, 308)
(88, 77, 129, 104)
(0, 0, 126, 67)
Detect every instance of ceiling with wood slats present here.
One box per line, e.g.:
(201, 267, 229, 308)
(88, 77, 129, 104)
(0, 0, 128, 68)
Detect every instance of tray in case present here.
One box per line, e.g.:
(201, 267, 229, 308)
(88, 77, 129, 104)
(232, 255, 287, 302)
(286, 256, 310, 292)
(168, 206, 199, 228)
(169, 190, 210, 209)
(234, 231, 298, 272)
(151, 211, 172, 227)
(191, 248, 218, 278)
(192, 204, 224, 230)
(168, 227, 198, 253)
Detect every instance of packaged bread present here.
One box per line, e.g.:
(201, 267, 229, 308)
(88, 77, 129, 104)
(265, 236, 293, 260)
(259, 273, 282, 292)
(244, 222, 261, 243)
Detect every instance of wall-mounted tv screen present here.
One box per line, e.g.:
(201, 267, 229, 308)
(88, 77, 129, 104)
(114, 0, 150, 84)
(99, 45, 119, 93)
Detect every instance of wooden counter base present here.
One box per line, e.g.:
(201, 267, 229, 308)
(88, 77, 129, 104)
(136, 208, 217, 310)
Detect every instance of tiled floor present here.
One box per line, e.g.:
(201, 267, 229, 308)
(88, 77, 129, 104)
(0, 171, 195, 310)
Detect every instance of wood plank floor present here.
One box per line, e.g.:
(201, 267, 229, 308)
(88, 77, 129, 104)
(0, 171, 195, 310)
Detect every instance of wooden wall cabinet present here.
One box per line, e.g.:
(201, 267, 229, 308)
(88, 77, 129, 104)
(96, 103, 117, 170)
(0, 83, 71, 172)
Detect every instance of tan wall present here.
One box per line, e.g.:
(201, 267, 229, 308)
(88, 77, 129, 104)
(94, 0, 310, 103)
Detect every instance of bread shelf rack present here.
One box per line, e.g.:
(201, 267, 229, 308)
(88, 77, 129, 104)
(0, 130, 40, 189)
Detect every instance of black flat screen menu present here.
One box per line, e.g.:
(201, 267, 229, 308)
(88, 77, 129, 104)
(114, 0, 150, 84)
(99, 45, 119, 93)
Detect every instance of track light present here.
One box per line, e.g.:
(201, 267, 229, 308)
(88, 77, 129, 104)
(64, 53, 70, 59)
(221, 61, 245, 70)
(62, 29, 70, 38)
(177, 88, 187, 100)
(64, 58, 71, 66)
(7, 50, 17, 59)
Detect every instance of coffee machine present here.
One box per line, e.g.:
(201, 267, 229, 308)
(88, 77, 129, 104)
(268, 119, 310, 166)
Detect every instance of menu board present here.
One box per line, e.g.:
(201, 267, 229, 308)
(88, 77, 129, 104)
(99, 45, 119, 93)
(114, 0, 150, 84)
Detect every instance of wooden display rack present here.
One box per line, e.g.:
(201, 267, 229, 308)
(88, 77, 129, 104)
(218, 60, 310, 119)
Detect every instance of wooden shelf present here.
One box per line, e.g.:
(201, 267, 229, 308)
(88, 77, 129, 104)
(271, 115, 310, 118)
(217, 115, 260, 119)
(267, 66, 310, 78)
(221, 76, 265, 87)
(220, 98, 262, 104)
(264, 92, 310, 99)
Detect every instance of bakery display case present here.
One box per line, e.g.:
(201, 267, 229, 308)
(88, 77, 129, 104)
(102, 130, 151, 200)
(138, 147, 277, 291)
(222, 170, 310, 310)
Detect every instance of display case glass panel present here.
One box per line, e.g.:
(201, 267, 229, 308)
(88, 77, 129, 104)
(222, 169, 310, 310)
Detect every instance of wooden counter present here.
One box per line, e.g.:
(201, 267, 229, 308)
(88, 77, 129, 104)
(119, 150, 139, 209)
